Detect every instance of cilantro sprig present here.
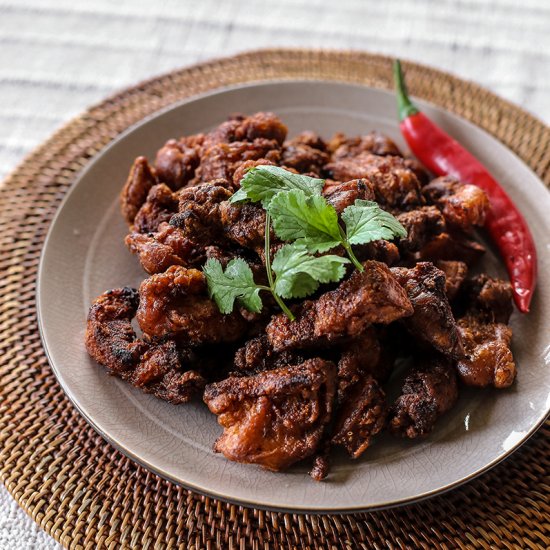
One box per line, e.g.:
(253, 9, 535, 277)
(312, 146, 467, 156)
(204, 215, 348, 321)
(204, 166, 406, 320)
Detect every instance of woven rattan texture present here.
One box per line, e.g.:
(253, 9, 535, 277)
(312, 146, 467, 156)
(0, 49, 548, 550)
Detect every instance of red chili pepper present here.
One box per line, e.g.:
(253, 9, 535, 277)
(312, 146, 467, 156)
(393, 60, 537, 313)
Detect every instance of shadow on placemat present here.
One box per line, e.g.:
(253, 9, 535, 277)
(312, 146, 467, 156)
(0, 49, 548, 549)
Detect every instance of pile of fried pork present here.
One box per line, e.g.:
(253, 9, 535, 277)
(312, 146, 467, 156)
(85, 112, 516, 480)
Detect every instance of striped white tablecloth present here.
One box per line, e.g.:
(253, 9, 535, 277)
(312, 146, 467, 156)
(1, 0, 549, 547)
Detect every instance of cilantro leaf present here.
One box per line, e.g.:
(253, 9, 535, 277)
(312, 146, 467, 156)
(272, 244, 349, 299)
(342, 200, 407, 245)
(268, 189, 342, 253)
(230, 165, 324, 207)
(203, 258, 262, 314)
(229, 187, 248, 203)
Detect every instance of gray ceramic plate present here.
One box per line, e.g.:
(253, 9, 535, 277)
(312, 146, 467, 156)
(38, 81, 550, 513)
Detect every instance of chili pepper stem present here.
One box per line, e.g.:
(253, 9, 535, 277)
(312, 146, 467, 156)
(264, 212, 295, 321)
(393, 60, 419, 121)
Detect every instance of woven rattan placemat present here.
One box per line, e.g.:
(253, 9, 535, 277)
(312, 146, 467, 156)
(0, 49, 548, 549)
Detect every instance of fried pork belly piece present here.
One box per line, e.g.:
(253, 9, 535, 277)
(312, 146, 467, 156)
(415, 231, 486, 266)
(396, 206, 445, 254)
(461, 274, 513, 324)
(456, 275, 515, 388)
(323, 178, 376, 213)
(133, 183, 179, 234)
(195, 112, 287, 182)
(457, 319, 515, 388)
(85, 287, 205, 403)
(309, 443, 331, 481)
(120, 156, 159, 226)
(132, 341, 207, 403)
(328, 131, 402, 159)
(290, 130, 327, 151)
(423, 176, 489, 232)
(355, 239, 401, 266)
(125, 223, 199, 274)
(403, 157, 431, 186)
(203, 359, 337, 471)
(85, 287, 143, 371)
(170, 185, 276, 259)
(435, 260, 468, 300)
(198, 138, 281, 183)
(233, 335, 304, 375)
(330, 329, 390, 458)
(390, 357, 458, 438)
(201, 112, 288, 150)
(267, 261, 413, 352)
(136, 265, 248, 345)
(336, 328, 389, 398)
(168, 181, 232, 244)
(392, 263, 464, 358)
(219, 201, 274, 253)
(232, 158, 276, 187)
(331, 375, 388, 458)
(154, 134, 203, 190)
(281, 132, 329, 175)
(326, 153, 423, 210)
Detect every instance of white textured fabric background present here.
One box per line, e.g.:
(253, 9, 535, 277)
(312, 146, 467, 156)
(1, 0, 549, 547)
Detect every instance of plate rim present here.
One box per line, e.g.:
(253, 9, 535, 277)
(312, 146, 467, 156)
(37, 78, 550, 514)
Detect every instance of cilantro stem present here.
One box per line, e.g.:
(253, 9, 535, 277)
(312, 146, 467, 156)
(265, 212, 295, 321)
(338, 225, 364, 272)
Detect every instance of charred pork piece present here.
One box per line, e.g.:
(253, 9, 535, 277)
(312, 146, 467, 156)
(422, 176, 489, 232)
(267, 261, 413, 352)
(392, 263, 464, 359)
(281, 132, 329, 175)
(168, 182, 233, 245)
(333, 328, 390, 459)
(85, 287, 143, 372)
(132, 183, 179, 234)
(331, 375, 388, 458)
(131, 341, 207, 403)
(456, 275, 516, 388)
(120, 156, 159, 226)
(218, 201, 271, 253)
(154, 134, 203, 190)
(233, 335, 304, 375)
(460, 274, 513, 324)
(204, 359, 336, 471)
(434, 260, 468, 300)
(390, 357, 458, 438)
(137, 265, 248, 345)
(336, 328, 391, 400)
(328, 131, 402, 159)
(326, 153, 424, 210)
(85, 287, 205, 404)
